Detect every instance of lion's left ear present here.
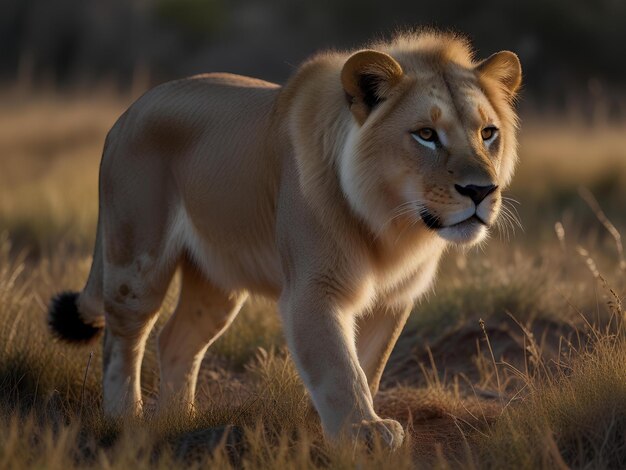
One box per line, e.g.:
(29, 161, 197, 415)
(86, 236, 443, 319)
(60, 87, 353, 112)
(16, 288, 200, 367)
(476, 51, 522, 96)
(341, 50, 404, 125)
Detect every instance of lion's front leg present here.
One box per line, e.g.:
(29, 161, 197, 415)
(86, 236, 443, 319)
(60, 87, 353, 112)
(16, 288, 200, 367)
(279, 288, 404, 449)
(356, 303, 412, 396)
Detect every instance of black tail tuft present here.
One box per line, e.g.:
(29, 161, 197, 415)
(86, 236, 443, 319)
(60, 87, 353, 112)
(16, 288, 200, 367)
(48, 291, 103, 344)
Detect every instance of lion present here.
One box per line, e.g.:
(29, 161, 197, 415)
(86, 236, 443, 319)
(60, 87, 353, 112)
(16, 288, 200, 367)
(48, 31, 521, 449)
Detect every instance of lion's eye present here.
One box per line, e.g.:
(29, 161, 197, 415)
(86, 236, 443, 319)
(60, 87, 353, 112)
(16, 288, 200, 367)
(416, 128, 437, 142)
(411, 127, 440, 150)
(481, 126, 498, 142)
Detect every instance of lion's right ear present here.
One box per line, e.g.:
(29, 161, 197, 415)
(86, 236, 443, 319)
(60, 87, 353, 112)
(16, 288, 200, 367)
(341, 50, 404, 125)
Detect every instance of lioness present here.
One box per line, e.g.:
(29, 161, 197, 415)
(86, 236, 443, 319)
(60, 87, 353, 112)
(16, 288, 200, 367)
(48, 31, 521, 448)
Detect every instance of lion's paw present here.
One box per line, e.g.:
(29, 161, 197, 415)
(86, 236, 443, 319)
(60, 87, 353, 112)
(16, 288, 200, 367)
(351, 418, 405, 450)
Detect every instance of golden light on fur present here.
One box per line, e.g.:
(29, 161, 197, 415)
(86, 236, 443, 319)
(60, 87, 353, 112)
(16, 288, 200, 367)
(476, 50, 523, 95)
(46, 30, 522, 449)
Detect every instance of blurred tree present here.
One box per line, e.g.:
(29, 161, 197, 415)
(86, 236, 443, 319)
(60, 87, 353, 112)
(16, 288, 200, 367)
(155, 0, 223, 44)
(1, 0, 624, 114)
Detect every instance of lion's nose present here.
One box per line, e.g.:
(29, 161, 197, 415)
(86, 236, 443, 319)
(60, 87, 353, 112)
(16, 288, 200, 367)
(454, 184, 498, 205)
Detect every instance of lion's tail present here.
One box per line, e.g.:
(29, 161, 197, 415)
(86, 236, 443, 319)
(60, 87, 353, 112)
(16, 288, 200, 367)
(48, 213, 105, 344)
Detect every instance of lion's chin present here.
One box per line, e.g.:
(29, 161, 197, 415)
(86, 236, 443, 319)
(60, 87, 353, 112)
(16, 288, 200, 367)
(436, 217, 488, 245)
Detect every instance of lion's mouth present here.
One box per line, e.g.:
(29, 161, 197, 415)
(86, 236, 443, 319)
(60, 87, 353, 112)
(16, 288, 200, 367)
(422, 211, 488, 230)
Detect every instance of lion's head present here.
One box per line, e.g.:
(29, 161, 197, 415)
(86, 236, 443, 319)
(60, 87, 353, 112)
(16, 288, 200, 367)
(339, 32, 521, 245)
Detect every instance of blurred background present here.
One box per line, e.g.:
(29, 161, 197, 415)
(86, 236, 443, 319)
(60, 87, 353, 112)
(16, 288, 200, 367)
(1, 4, 626, 466)
(3, 0, 626, 115)
(0, 0, 625, 254)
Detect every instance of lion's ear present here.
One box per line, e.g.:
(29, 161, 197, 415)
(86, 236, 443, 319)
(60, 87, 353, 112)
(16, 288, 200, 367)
(341, 50, 404, 125)
(476, 51, 522, 96)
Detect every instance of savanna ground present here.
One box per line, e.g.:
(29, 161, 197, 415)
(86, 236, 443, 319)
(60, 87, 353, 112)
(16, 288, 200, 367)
(0, 91, 625, 469)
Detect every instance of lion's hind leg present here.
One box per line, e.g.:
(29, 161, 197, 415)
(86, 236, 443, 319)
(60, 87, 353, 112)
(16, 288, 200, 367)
(101, 252, 176, 418)
(158, 259, 247, 412)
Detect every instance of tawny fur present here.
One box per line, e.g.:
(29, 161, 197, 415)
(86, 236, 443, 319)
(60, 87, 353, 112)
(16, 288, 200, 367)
(49, 31, 521, 449)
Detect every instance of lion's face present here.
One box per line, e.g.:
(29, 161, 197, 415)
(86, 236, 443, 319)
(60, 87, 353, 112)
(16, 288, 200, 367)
(340, 47, 521, 245)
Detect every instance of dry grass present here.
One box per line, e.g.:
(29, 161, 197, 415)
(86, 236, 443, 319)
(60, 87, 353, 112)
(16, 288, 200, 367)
(0, 92, 625, 468)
